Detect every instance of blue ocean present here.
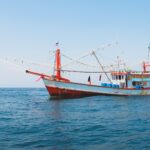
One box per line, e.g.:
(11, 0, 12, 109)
(0, 88, 150, 150)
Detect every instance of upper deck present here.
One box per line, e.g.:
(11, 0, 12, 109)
(110, 71, 150, 89)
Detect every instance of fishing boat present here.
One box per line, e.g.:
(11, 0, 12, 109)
(26, 44, 150, 98)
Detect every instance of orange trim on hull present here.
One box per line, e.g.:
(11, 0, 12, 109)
(45, 86, 130, 99)
(46, 86, 99, 98)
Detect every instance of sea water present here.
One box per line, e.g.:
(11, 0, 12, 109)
(0, 88, 150, 150)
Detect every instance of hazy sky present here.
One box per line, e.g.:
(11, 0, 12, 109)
(0, 0, 150, 87)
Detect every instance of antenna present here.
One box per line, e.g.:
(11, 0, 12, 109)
(56, 41, 59, 47)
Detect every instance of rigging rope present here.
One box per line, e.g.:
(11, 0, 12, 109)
(61, 52, 99, 68)
(0, 58, 27, 72)
(0, 57, 53, 68)
(62, 41, 118, 68)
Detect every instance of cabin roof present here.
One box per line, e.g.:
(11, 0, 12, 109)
(111, 71, 150, 76)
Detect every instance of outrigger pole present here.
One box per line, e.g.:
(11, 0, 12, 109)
(91, 51, 112, 83)
(58, 69, 110, 74)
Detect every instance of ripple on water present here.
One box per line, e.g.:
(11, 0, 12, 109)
(0, 88, 150, 150)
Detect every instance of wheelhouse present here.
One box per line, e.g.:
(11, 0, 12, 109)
(127, 73, 150, 88)
(111, 71, 150, 89)
(111, 72, 127, 88)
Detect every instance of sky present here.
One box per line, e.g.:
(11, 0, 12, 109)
(0, 0, 150, 87)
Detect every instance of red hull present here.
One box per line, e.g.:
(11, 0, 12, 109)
(46, 86, 99, 99)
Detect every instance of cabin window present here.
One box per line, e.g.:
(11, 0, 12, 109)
(132, 81, 136, 86)
(112, 75, 125, 80)
(132, 81, 143, 86)
(113, 75, 115, 80)
(119, 75, 121, 80)
(116, 75, 118, 80)
(113, 76, 115, 80)
(112, 75, 115, 80)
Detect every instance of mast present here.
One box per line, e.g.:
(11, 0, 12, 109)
(55, 43, 61, 79)
(143, 43, 150, 73)
(148, 43, 150, 62)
